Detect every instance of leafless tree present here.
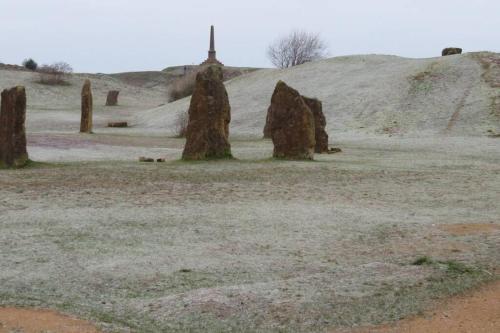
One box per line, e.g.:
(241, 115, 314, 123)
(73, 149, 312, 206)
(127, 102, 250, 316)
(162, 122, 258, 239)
(38, 61, 73, 85)
(168, 68, 199, 103)
(174, 109, 189, 138)
(267, 30, 328, 69)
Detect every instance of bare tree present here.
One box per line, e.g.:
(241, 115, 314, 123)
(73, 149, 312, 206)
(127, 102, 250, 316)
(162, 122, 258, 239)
(168, 68, 200, 103)
(267, 30, 328, 69)
(174, 109, 189, 138)
(38, 61, 73, 85)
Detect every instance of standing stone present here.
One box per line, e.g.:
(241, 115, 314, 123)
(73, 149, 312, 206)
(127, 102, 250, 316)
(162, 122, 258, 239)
(182, 65, 231, 160)
(80, 79, 93, 133)
(264, 95, 329, 153)
(0, 86, 28, 168)
(442, 48, 462, 56)
(302, 96, 329, 153)
(267, 81, 315, 160)
(105, 90, 119, 106)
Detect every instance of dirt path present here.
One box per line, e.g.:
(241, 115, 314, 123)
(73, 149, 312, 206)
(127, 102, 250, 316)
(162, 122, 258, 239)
(0, 308, 101, 333)
(334, 280, 500, 333)
(445, 83, 473, 133)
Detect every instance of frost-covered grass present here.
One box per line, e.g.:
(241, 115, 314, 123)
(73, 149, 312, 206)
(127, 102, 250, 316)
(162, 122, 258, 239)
(1, 53, 499, 331)
(1, 137, 498, 332)
(134, 53, 499, 137)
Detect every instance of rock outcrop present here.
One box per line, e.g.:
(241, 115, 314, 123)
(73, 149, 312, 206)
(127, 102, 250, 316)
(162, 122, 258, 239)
(442, 48, 462, 56)
(182, 65, 232, 160)
(0, 86, 28, 168)
(302, 96, 329, 153)
(80, 80, 93, 133)
(105, 90, 119, 106)
(267, 81, 315, 160)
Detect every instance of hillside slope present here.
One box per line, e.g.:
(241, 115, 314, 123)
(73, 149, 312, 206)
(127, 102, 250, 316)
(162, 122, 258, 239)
(134, 52, 500, 137)
(0, 70, 167, 132)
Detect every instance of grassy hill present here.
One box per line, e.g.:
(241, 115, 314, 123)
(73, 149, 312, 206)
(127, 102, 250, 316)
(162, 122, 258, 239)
(135, 52, 500, 138)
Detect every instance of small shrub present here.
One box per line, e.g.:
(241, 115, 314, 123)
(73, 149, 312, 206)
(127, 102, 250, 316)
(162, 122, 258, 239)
(412, 256, 433, 266)
(22, 58, 38, 71)
(38, 61, 73, 85)
(168, 68, 200, 103)
(174, 110, 189, 138)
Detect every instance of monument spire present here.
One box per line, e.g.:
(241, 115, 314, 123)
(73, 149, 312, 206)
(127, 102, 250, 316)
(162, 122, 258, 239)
(210, 25, 215, 52)
(202, 25, 223, 66)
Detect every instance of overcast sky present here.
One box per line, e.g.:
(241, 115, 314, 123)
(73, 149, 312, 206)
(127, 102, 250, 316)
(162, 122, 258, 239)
(1, 0, 499, 73)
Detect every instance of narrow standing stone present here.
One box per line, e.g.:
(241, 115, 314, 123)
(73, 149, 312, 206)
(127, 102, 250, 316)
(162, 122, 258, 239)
(0, 86, 29, 168)
(182, 65, 232, 160)
(105, 90, 119, 106)
(80, 79, 93, 133)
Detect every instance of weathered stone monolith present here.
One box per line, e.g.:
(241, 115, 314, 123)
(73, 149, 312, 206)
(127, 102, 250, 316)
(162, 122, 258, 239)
(265, 95, 330, 153)
(267, 81, 315, 160)
(80, 80, 93, 133)
(105, 90, 119, 106)
(182, 65, 231, 160)
(442, 48, 462, 56)
(0, 86, 29, 168)
(302, 96, 329, 153)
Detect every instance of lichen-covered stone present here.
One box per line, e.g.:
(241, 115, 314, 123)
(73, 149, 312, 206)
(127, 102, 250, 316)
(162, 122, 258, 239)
(106, 90, 119, 106)
(0, 86, 28, 168)
(80, 79, 93, 133)
(182, 65, 232, 160)
(267, 81, 315, 160)
(442, 48, 462, 56)
(302, 96, 329, 153)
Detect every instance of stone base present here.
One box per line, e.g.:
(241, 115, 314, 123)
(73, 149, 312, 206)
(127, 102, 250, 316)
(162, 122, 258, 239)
(201, 59, 224, 66)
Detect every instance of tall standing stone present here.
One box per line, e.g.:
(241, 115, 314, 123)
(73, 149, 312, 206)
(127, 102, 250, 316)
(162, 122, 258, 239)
(0, 86, 28, 168)
(267, 81, 315, 160)
(302, 96, 329, 153)
(80, 79, 93, 133)
(105, 90, 119, 106)
(182, 65, 231, 160)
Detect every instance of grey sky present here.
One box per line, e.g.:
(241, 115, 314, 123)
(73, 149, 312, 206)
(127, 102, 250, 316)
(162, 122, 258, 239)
(1, 0, 499, 73)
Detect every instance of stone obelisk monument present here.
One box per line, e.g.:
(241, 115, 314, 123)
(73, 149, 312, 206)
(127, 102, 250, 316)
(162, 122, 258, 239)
(202, 25, 223, 66)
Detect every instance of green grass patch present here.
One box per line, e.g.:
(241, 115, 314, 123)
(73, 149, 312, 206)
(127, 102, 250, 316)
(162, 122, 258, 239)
(412, 256, 434, 266)
(411, 257, 477, 275)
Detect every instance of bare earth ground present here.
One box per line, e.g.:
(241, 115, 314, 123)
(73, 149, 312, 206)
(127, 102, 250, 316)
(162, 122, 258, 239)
(335, 279, 500, 333)
(1, 133, 499, 332)
(0, 307, 101, 333)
